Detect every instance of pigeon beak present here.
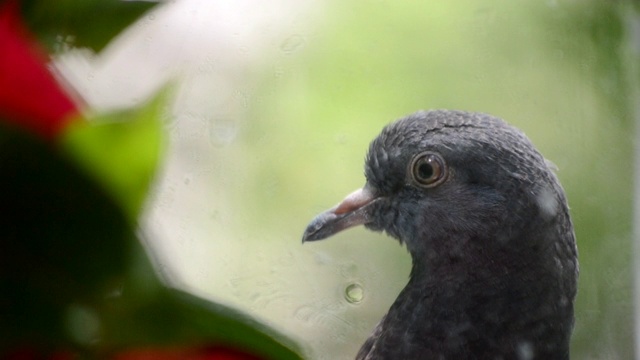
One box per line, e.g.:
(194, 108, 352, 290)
(302, 185, 379, 243)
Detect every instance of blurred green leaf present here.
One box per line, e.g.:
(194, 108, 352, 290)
(100, 238, 304, 359)
(0, 123, 303, 358)
(101, 279, 305, 359)
(20, 0, 157, 52)
(60, 90, 166, 222)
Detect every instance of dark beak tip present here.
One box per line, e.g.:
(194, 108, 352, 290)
(302, 220, 326, 244)
(301, 214, 333, 243)
(301, 230, 311, 243)
(302, 187, 378, 245)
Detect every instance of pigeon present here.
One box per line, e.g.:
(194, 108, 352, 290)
(302, 110, 578, 360)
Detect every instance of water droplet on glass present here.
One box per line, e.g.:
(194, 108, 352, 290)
(209, 120, 238, 146)
(293, 305, 315, 322)
(280, 34, 305, 54)
(274, 66, 285, 78)
(535, 186, 558, 219)
(340, 263, 358, 278)
(278, 251, 295, 267)
(65, 304, 101, 345)
(105, 284, 123, 299)
(345, 283, 364, 304)
(314, 251, 332, 265)
(517, 341, 534, 360)
(559, 295, 569, 306)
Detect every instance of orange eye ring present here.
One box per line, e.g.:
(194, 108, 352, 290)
(409, 152, 447, 188)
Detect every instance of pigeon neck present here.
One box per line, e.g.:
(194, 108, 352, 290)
(385, 234, 575, 359)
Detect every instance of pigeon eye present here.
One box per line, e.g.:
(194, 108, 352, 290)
(410, 152, 447, 187)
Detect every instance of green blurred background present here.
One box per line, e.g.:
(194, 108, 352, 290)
(56, 0, 638, 358)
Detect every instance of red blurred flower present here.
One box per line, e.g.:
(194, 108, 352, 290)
(2, 347, 74, 360)
(0, 0, 79, 140)
(114, 345, 264, 360)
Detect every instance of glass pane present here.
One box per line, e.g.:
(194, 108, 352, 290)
(55, 1, 637, 359)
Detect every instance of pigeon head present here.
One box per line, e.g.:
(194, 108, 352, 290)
(302, 110, 578, 359)
(303, 110, 568, 264)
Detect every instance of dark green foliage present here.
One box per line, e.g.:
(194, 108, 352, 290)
(20, 0, 157, 52)
(0, 124, 302, 359)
